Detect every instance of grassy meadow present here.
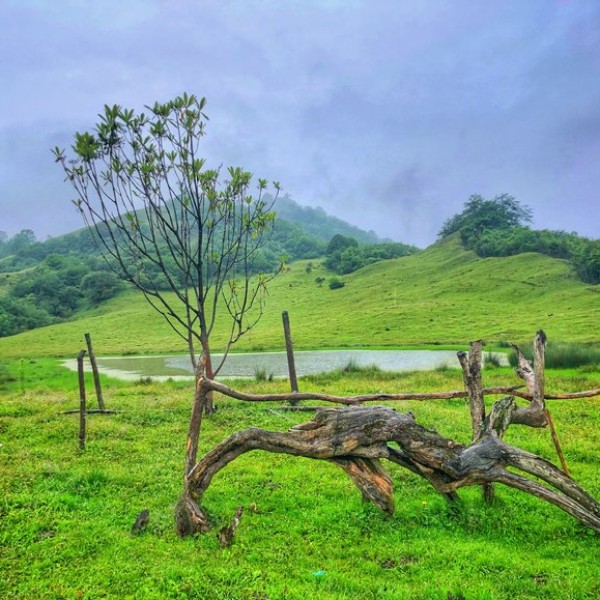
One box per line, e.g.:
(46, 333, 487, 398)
(1, 237, 599, 360)
(1, 359, 600, 599)
(1, 237, 600, 598)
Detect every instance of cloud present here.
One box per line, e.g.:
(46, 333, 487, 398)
(1, 0, 599, 246)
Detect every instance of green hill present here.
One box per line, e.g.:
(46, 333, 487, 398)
(275, 195, 384, 243)
(1, 236, 598, 359)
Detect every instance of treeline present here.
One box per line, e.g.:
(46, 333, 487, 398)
(274, 195, 383, 244)
(440, 194, 600, 284)
(0, 248, 122, 337)
(324, 234, 418, 275)
(0, 228, 99, 271)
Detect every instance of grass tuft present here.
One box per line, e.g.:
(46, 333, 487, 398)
(508, 342, 600, 369)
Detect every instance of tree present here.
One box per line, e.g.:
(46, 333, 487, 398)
(326, 233, 359, 255)
(3, 229, 36, 255)
(81, 271, 124, 304)
(53, 93, 281, 412)
(439, 194, 532, 240)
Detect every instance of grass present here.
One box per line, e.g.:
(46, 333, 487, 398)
(1, 236, 599, 359)
(2, 360, 600, 598)
(254, 367, 274, 382)
(1, 236, 599, 597)
(507, 341, 600, 370)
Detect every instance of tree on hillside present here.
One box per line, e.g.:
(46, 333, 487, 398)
(0, 229, 36, 258)
(53, 93, 281, 412)
(439, 194, 532, 240)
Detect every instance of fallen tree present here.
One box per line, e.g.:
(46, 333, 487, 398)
(175, 332, 600, 537)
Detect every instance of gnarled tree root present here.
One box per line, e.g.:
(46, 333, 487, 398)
(177, 403, 600, 536)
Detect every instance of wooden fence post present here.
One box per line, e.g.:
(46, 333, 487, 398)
(85, 333, 105, 412)
(282, 311, 299, 403)
(77, 350, 87, 451)
(458, 341, 494, 503)
(534, 331, 571, 476)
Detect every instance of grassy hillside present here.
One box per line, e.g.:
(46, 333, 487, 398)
(1, 236, 598, 359)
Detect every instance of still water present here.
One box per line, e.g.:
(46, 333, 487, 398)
(87, 349, 487, 381)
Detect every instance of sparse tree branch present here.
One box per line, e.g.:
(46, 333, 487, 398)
(55, 94, 280, 414)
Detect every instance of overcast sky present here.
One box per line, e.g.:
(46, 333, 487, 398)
(1, 0, 599, 247)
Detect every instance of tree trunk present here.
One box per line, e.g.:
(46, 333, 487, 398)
(199, 337, 216, 415)
(175, 374, 212, 536)
(180, 403, 600, 536)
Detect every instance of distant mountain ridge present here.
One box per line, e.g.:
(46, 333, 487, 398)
(2, 235, 599, 358)
(0, 196, 387, 274)
(274, 195, 386, 244)
(0, 197, 413, 337)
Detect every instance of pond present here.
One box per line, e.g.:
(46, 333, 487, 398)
(62, 349, 506, 381)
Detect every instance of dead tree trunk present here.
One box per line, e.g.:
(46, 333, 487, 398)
(175, 331, 600, 538)
(457, 340, 494, 503)
(177, 402, 600, 536)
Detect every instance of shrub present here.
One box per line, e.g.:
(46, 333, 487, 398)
(254, 367, 274, 382)
(328, 278, 345, 290)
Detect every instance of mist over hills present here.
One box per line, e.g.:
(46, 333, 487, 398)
(274, 195, 386, 245)
(0, 195, 392, 272)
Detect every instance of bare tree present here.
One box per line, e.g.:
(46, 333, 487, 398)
(54, 93, 281, 412)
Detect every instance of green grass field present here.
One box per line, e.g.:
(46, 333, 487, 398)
(1, 238, 600, 598)
(1, 359, 600, 599)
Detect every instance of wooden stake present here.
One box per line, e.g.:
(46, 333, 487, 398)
(282, 311, 299, 402)
(85, 333, 105, 412)
(544, 408, 571, 477)
(77, 350, 87, 451)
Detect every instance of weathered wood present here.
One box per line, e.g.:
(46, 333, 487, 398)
(217, 506, 244, 547)
(77, 350, 86, 451)
(202, 378, 600, 405)
(282, 311, 299, 400)
(457, 341, 485, 442)
(85, 332, 105, 412)
(178, 403, 600, 536)
(174, 493, 211, 536)
(131, 509, 150, 534)
(176, 332, 600, 538)
(330, 457, 394, 514)
(458, 341, 493, 502)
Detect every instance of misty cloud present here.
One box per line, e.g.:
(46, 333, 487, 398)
(1, 0, 599, 246)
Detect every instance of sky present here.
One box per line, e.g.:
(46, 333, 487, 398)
(1, 0, 599, 248)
